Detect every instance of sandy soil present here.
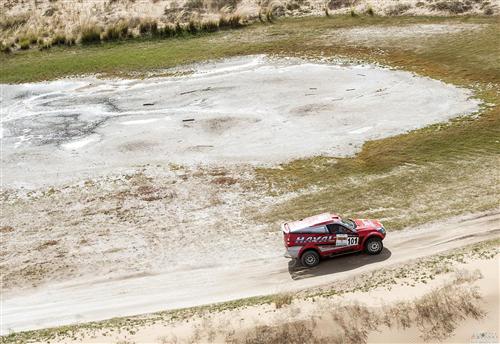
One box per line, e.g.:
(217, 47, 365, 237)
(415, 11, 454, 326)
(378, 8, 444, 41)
(1, 55, 480, 188)
(27, 246, 500, 343)
(2, 211, 498, 334)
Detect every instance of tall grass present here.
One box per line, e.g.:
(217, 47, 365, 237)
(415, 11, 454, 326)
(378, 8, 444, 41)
(80, 25, 102, 45)
(101, 21, 130, 41)
(4, 13, 246, 53)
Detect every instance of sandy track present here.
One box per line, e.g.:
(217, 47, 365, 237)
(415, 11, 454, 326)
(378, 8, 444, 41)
(2, 211, 499, 334)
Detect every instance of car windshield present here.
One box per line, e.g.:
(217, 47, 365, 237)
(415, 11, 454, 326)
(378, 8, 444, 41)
(341, 219, 357, 231)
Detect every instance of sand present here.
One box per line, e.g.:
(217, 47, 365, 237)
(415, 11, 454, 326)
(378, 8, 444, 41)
(2, 211, 498, 334)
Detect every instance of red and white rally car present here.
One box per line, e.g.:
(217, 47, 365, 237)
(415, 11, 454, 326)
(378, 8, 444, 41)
(282, 212, 386, 267)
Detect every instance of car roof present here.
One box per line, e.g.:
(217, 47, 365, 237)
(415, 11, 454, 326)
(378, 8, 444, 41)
(286, 212, 341, 232)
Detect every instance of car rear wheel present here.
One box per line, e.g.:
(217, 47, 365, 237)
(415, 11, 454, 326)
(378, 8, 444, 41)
(365, 237, 383, 255)
(301, 250, 320, 267)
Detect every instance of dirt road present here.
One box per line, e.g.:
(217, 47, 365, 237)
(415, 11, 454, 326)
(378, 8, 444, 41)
(2, 211, 498, 334)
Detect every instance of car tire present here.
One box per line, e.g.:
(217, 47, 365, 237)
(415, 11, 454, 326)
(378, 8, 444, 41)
(301, 250, 320, 267)
(365, 237, 383, 255)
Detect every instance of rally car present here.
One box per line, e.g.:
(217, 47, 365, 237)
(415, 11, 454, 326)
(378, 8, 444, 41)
(282, 212, 386, 267)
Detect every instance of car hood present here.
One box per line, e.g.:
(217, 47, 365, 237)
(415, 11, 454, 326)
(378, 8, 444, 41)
(353, 219, 384, 230)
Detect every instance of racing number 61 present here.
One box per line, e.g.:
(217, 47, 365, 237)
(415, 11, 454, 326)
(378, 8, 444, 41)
(347, 237, 359, 245)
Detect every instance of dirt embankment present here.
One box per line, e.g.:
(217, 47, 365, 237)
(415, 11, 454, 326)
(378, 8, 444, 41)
(1, 0, 497, 47)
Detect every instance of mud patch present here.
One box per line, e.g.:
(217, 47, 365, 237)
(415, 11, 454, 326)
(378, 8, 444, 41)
(1, 55, 480, 187)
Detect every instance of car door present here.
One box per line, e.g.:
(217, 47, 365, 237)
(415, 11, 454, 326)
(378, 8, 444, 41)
(293, 225, 335, 255)
(327, 224, 359, 253)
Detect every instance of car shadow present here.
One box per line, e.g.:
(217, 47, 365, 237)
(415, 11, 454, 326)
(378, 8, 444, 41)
(287, 248, 392, 280)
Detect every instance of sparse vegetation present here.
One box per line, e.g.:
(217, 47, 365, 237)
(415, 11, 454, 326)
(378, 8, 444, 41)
(238, 283, 485, 343)
(385, 3, 412, 15)
(0, 13, 29, 30)
(101, 21, 130, 41)
(80, 25, 102, 45)
(1, 239, 496, 344)
(414, 284, 484, 341)
(272, 292, 294, 309)
(430, 0, 472, 13)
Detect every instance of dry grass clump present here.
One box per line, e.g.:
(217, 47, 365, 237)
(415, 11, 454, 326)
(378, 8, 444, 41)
(242, 282, 485, 344)
(80, 25, 102, 45)
(414, 284, 484, 341)
(243, 322, 322, 344)
(0, 9, 246, 53)
(101, 21, 130, 41)
(326, 0, 356, 10)
(272, 292, 294, 309)
(0, 13, 29, 31)
(430, 0, 472, 13)
(385, 3, 412, 15)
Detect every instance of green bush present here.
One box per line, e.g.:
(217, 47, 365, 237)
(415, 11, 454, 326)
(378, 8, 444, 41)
(19, 39, 30, 50)
(0, 42, 11, 54)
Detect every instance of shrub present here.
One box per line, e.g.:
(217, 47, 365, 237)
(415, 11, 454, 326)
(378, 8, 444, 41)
(102, 22, 129, 41)
(350, 8, 358, 16)
(0, 42, 11, 54)
(219, 14, 242, 28)
(0, 13, 29, 30)
(430, 0, 471, 13)
(186, 20, 198, 34)
(19, 39, 30, 50)
(272, 293, 294, 309)
(39, 41, 53, 50)
(366, 6, 374, 15)
(51, 34, 67, 46)
(139, 19, 158, 36)
(28, 35, 38, 44)
(200, 20, 219, 33)
(65, 37, 76, 46)
(159, 24, 177, 37)
(80, 25, 101, 44)
(174, 22, 184, 36)
(385, 3, 411, 15)
(184, 0, 204, 9)
(327, 0, 354, 10)
(484, 6, 494, 14)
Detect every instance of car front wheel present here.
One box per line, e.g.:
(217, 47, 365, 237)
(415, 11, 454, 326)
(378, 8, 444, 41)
(301, 250, 320, 267)
(365, 237, 383, 255)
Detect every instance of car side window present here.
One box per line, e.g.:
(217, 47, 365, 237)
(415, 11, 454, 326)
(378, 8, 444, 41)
(299, 225, 328, 234)
(327, 224, 350, 234)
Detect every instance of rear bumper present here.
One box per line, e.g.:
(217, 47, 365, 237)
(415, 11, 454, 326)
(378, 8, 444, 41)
(284, 246, 301, 259)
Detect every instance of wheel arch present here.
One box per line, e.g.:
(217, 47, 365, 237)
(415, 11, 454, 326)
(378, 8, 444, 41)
(361, 233, 384, 247)
(299, 246, 321, 259)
